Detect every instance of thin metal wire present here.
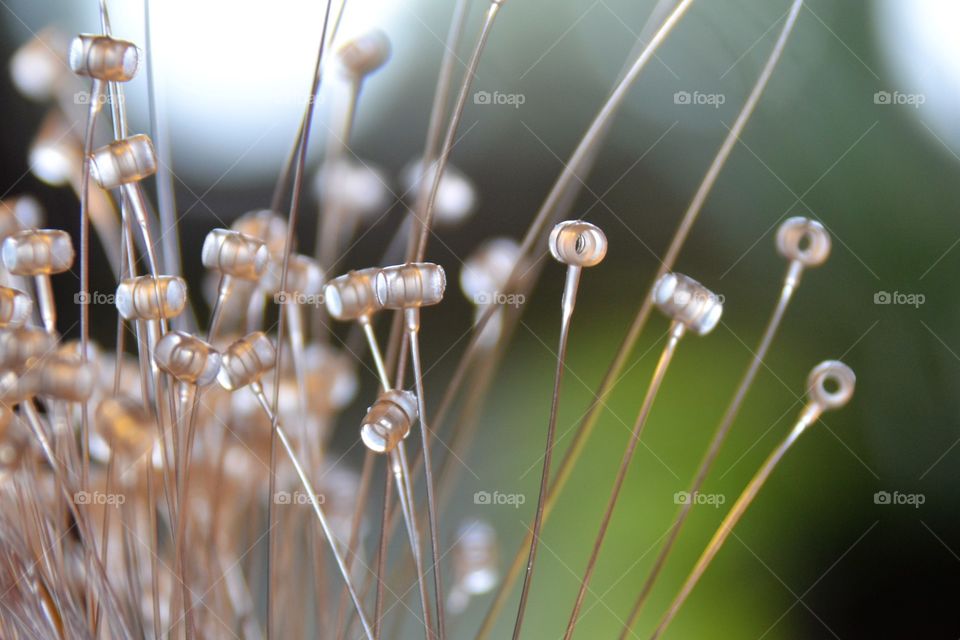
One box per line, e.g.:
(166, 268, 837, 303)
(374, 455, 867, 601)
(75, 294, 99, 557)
(409, 320, 446, 638)
(387, 0, 501, 390)
(316, 80, 360, 276)
(348, 314, 436, 640)
(144, 0, 183, 283)
(334, 450, 376, 638)
(267, 0, 337, 634)
(511, 265, 581, 639)
(19, 401, 134, 639)
(393, 442, 436, 640)
(562, 322, 685, 639)
(401, 0, 472, 264)
(648, 403, 822, 639)
(363, 317, 392, 391)
(619, 260, 804, 637)
(388, 3, 697, 627)
(77, 77, 103, 502)
(269, 0, 350, 217)
(171, 385, 203, 640)
(474, 2, 801, 630)
(251, 382, 376, 640)
(411, 0, 503, 263)
(375, 462, 393, 639)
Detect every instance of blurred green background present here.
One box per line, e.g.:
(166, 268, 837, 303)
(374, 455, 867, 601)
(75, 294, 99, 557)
(2, 0, 957, 637)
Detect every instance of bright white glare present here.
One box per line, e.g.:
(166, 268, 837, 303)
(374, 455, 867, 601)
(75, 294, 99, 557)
(6, 0, 402, 184)
(876, 0, 960, 159)
(144, 0, 400, 183)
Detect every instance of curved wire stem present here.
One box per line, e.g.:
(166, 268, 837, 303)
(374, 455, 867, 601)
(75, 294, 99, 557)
(401, 0, 471, 264)
(269, 0, 350, 216)
(619, 260, 803, 637)
(144, 0, 182, 284)
(648, 403, 821, 639)
(463, 0, 694, 356)
(334, 449, 375, 639)
(392, 443, 436, 640)
(511, 265, 581, 638)
(19, 400, 134, 639)
(171, 385, 203, 640)
(411, 0, 502, 263)
(77, 66, 107, 638)
(408, 318, 446, 639)
(393, 7, 698, 606)
(316, 78, 360, 277)
(78, 78, 104, 497)
(251, 382, 375, 640)
(363, 317, 392, 391)
(374, 463, 393, 639)
(341, 319, 436, 640)
(267, 0, 337, 635)
(387, 0, 501, 387)
(382, 0, 689, 590)
(562, 321, 685, 639)
(475, 1, 801, 630)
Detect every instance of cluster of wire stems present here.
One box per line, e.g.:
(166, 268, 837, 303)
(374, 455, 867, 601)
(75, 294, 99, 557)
(0, 0, 860, 638)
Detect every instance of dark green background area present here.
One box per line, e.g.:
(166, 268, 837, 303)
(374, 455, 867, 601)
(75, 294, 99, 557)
(2, 1, 957, 637)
